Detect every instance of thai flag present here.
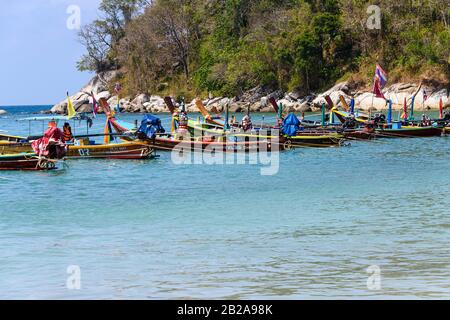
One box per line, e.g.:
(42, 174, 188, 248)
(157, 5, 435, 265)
(374, 64, 388, 89)
(91, 92, 99, 118)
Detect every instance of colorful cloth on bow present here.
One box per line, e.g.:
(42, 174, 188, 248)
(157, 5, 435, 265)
(32, 127, 66, 158)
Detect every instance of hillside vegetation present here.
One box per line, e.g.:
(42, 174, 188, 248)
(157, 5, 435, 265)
(78, 0, 450, 100)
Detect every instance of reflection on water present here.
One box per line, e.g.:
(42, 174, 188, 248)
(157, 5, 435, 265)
(0, 109, 449, 299)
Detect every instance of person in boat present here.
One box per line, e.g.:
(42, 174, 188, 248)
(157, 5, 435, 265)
(343, 114, 357, 129)
(421, 114, 432, 127)
(31, 121, 66, 159)
(444, 111, 450, 122)
(241, 114, 253, 132)
(373, 113, 386, 124)
(63, 122, 74, 142)
(176, 110, 189, 140)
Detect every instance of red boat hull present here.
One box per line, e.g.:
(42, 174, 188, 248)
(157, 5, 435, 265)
(376, 127, 443, 138)
(0, 154, 57, 171)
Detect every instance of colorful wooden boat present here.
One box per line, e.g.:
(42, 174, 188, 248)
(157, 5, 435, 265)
(144, 134, 281, 152)
(0, 139, 154, 159)
(0, 153, 59, 171)
(67, 141, 154, 159)
(0, 134, 25, 142)
(0, 141, 31, 154)
(280, 132, 345, 149)
(375, 126, 443, 138)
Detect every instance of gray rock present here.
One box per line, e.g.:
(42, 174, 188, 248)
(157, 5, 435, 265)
(288, 90, 303, 101)
(259, 106, 273, 113)
(96, 91, 111, 101)
(229, 104, 244, 113)
(51, 102, 67, 114)
(132, 94, 150, 106)
(77, 103, 93, 113)
(0, 109, 7, 115)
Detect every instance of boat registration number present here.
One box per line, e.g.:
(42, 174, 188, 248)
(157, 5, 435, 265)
(78, 149, 90, 156)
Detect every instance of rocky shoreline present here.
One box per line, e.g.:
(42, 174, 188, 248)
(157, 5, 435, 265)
(50, 71, 450, 115)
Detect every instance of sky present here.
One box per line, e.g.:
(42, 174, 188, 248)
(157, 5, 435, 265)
(0, 0, 102, 106)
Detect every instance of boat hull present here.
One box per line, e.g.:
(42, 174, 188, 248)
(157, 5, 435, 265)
(375, 126, 443, 138)
(0, 141, 32, 154)
(146, 136, 280, 152)
(1, 141, 153, 160)
(0, 153, 57, 171)
(67, 142, 153, 159)
(281, 133, 345, 148)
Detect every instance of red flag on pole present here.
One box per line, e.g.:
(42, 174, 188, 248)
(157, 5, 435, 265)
(373, 77, 386, 100)
(402, 97, 408, 121)
(439, 98, 443, 119)
(91, 92, 98, 118)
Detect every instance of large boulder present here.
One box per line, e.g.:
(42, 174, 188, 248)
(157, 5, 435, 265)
(80, 70, 118, 95)
(0, 109, 7, 115)
(293, 101, 312, 113)
(77, 103, 93, 113)
(312, 82, 351, 109)
(132, 94, 150, 106)
(96, 91, 111, 101)
(50, 71, 118, 115)
(354, 92, 388, 111)
(141, 95, 166, 113)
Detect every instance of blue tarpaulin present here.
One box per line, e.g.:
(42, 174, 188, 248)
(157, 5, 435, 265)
(282, 113, 300, 136)
(137, 115, 165, 138)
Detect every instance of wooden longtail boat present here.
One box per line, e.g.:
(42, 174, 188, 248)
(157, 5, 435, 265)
(0, 134, 25, 143)
(141, 133, 280, 152)
(67, 141, 154, 159)
(0, 141, 32, 154)
(182, 114, 345, 148)
(375, 126, 443, 138)
(0, 140, 153, 159)
(0, 153, 59, 171)
(280, 132, 345, 149)
(330, 106, 443, 138)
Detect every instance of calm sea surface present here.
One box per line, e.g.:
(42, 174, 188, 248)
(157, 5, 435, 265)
(0, 105, 449, 299)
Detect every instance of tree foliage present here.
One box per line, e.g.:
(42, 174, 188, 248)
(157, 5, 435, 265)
(79, 0, 450, 95)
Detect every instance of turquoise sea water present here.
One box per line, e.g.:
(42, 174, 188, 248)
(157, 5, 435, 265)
(1, 106, 449, 299)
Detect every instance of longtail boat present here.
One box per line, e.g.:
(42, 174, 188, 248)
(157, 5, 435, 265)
(144, 133, 279, 152)
(330, 100, 444, 138)
(0, 135, 154, 160)
(111, 114, 282, 152)
(184, 97, 347, 148)
(374, 125, 443, 138)
(0, 153, 59, 171)
(67, 141, 153, 159)
(2, 99, 155, 160)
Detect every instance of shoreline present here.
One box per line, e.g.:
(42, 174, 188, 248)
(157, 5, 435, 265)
(48, 72, 450, 115)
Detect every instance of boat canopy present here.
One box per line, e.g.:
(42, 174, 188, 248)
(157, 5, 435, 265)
(17, 115, 74, 121)
(282, 113, 300, 136)
(17, 114, 92, 122)
(137, 115, 165, 138)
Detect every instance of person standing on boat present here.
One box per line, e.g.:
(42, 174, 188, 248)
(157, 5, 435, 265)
(241, 114, 253, 132)
(176, 109, 189, 140)
(63, 122, 74, 142)
(32, 121, 66, 159)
